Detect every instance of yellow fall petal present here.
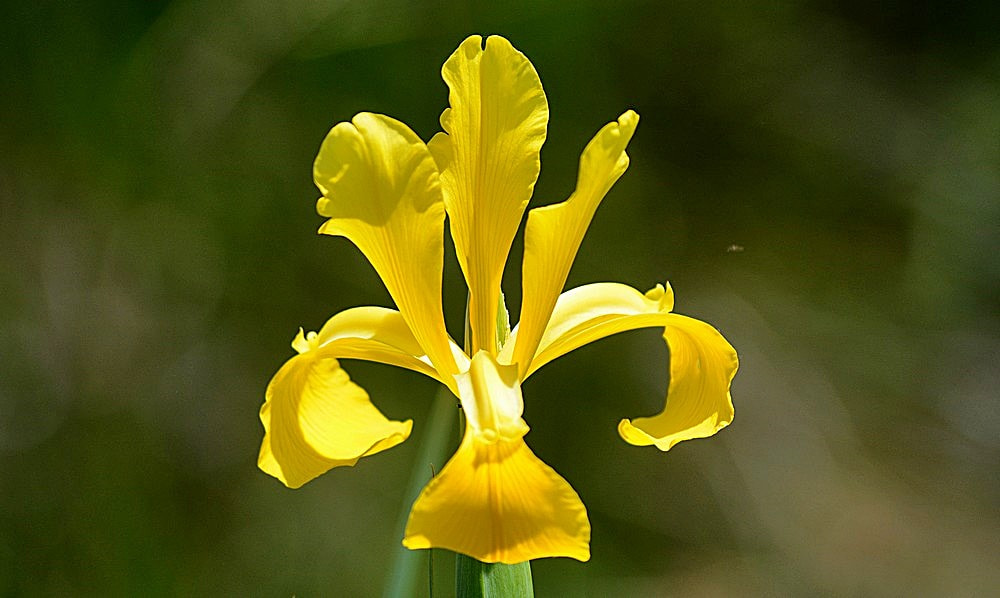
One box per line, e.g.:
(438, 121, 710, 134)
(501, 282, 674, 379)
(429, 35, 548, 354)
(259, 350, 411, 489)
(314, 112, 456, 378)
(512, 111, 639, 377)
(618, 313, 738, 451)
(259, 309, 454, 488)
(503, 281, 736, 450)
(402, 352, 589, 563)
(402, 432, 590, 564)
(311, 306, 467, 394)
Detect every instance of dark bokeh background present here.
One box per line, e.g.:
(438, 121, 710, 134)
(2, 1, 998, 595)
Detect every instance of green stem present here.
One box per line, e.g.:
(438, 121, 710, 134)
(456, 555, 534, 598)
(383, 387, 456, 598)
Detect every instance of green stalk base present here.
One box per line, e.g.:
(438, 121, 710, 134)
(456, 554, 533, 598)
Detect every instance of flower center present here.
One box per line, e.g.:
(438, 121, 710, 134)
(454, 351, 529, 444)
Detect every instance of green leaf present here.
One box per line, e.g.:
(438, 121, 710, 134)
(383, 388, 457, 598)
(456, 554, 534, 598)
(495, 291, 511, 353)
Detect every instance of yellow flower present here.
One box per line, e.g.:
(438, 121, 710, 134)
(258, 35, 738, 565)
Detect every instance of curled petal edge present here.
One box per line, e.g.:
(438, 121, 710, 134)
(502, 282, 736, 451)
(259, 352, 411, 489)
(619, 313, 738, 451)
(259, 307, 455, 489)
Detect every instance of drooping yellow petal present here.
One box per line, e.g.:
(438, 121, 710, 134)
(501, 282, 674, 378)
(511, 111, 639, 376)
(501, 282, 736, 450)
(403, 352, 589, 563)
(311, 306, 467, 394)
(428, 35, 548, 354)
(314, 112, 456, 379)
(259, 309, 455, 488)
(403, 432, 591, 564)
(259, 350, 411, 489)
(618, 313, 738, 451)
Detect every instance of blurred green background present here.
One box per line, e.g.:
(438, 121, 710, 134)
(2, 1, 998, 595)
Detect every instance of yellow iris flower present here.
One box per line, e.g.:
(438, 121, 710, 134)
(258, 35, 738, 565)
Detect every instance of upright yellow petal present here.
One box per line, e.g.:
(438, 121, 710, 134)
(403, 352, 590, 563)
(502, 282, 737, 450)
(259, 308, 450, 489)
(618, 314, 738, 451)
(429, 35, 548, 354)
(315, 112, 456, 378)
(511, 111, 639, 376)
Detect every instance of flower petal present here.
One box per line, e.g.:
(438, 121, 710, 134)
(259, 351, 411, 489)
(259, 308, 456, 489)
(429, 35, 548, 354)
(511, 111, 639, 376)
(618, 313, 738, 451)
(403, 351, 590, 563)
(501, 282, 737, 450)
(402, 432, 590, 563)
(501, 282, 674, 378)
(403, 353, 588, 563)
(313, 305, 467, 394)
(315, 112, 456, 378)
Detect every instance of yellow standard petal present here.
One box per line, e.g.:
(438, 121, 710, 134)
(512, 111, 639, 376)
(618, 313, 738, 451)
(403, 352, 590, 563)
(428, 35, 548, 354)
(314, 112, 456, 378)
